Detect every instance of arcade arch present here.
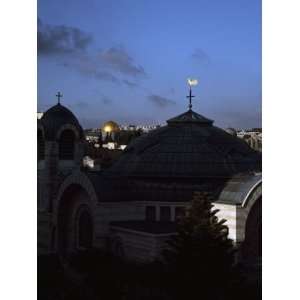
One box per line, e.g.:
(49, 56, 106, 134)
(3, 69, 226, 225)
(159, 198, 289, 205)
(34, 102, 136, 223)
(56, 184, 94, 254)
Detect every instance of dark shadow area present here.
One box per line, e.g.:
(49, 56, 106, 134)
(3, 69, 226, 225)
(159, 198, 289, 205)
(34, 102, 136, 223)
(38, 250, 261, 300)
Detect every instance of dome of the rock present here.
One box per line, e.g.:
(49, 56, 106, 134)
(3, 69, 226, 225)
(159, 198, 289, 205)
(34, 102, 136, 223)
(102, 121, 120, 133)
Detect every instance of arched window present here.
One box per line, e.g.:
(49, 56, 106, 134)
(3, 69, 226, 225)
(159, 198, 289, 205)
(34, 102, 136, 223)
(59, 129, 75, 160)
(37, 129, 45, 160)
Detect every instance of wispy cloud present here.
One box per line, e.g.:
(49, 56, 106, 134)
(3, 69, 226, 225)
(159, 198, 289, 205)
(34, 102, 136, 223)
(101, 95, 113, 105)
(191, 48, 211, 66)
(61, 54, 120, 83)
(74, 101, 89, 109)
(123, 79, 139, 88)
(147, 94, 176, 108)
(97, 47, 146, 78)
(38, 18, 146, 85)
(37, 18, 92, 55)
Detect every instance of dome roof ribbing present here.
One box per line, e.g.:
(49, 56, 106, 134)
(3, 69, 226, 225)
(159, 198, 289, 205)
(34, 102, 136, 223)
(106, 109, 261, 179)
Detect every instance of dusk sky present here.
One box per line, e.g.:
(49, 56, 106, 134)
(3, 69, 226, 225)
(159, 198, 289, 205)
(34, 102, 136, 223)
(38, 0, 261, 129)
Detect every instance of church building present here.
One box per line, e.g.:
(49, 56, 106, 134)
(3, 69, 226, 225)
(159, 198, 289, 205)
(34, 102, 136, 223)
(37, 90, 261, 264)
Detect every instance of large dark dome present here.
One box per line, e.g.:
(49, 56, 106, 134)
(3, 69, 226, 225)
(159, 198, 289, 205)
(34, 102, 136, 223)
(40, 103, 84, 140)
(106, 109, 261, 179)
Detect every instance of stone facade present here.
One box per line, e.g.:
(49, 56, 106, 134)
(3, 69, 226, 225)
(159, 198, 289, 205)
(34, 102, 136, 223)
(37, 105, 85, 254)
(213, 179, 262, 262)
(110, 225, 174, 263)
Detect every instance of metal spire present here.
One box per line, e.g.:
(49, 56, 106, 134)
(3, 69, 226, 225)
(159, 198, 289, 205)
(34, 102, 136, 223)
(186, 86, 195, 110)
(186, 78, 198, 110)
(56, 91, 63, 105)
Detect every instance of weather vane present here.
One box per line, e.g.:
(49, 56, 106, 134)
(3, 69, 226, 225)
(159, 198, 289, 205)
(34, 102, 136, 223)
(187, 78, 198, 110)
(56, 91, 63, 104)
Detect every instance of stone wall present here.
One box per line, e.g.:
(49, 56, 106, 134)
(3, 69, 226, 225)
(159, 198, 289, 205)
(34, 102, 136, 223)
(213, 202, 238, 241)
(92, 202, 145, 249)
(110, 225, 174, 263)
(236, 183, 262, 242)
(37, 211, 52, 255)
(213, 182, 262, 244)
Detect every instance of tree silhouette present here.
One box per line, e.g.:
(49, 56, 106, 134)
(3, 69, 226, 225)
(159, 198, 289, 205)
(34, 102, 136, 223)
(162, 191, 237, 300)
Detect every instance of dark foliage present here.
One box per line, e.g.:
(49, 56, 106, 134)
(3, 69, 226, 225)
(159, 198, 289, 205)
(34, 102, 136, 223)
(38, 250, 170, 300)
(38, 193, 261, 299)
(161, 191, 239, 300)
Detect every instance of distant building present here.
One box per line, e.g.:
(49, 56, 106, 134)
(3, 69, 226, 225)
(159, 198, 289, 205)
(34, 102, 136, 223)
(226, 128, 262, 152)
(100, 120, 120, 149)
(102, 120, 120, 136)
(120, 124, 162, 133)
(84, 140, 122, 169)
(102, 141, 117, 150)
(225, 127, 237, 137)
(82, 156, 96, 170)
(128, 124, 136, 131)
(237, 129, 262, 152)
(84, 129, 102, 143)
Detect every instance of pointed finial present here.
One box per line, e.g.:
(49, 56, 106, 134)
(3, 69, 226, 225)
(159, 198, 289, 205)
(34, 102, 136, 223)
(186, 87, 194, 110)
(187, 78, 198, 110)
(56, 92, 63, 105)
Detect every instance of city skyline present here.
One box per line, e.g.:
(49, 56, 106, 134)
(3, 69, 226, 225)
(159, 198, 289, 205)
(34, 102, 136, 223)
(38, 0, 261, 129)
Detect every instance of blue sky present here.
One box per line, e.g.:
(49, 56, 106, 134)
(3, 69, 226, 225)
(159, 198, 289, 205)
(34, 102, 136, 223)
(38, 0, 261, 129)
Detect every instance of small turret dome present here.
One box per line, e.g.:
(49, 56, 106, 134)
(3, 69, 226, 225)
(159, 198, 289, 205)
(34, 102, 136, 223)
(40, 103, 83, 141)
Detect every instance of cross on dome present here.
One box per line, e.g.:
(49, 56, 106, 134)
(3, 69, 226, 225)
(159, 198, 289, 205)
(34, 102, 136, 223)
(56, 91, 63, 104)
(186, 87, 195, 110)
(186, 78, 198, 110)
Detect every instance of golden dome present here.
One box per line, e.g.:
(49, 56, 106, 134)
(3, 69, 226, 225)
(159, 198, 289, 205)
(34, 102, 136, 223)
(102, 120, 120, 133)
